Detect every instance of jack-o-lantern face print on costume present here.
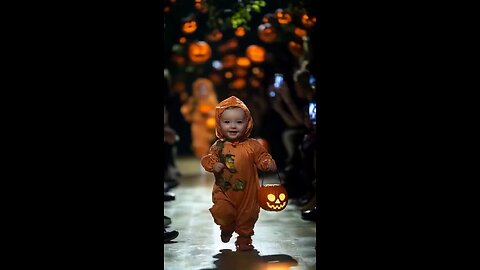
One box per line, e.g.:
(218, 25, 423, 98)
(258, 184, 288, 211)
(219, 107, 247, 142)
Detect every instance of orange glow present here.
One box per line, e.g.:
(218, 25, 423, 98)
(225, 71, 233, 79)
(234, 26, 246, 37)
(258, 23, 277, 43)
(302, 14, 317, 28)
(230, 78, 247, 90)
(246, 45, 266, 63)
(188, 41, 212, 64)
(206, 117, 216, 129)
(252, 67, 264, 78)
(221, 54, 236, 68)
(236, 57, 251, 68)
(171, 54, 186, 66)
(198, 104, 215, 114)
(234, 68, 248, 77)
(276, 9, 292, 24)
(250, 78, 261, 88)
(294, 27, 308, 37)
(179, 37, 186, 44)
(288, 41, 303, 57)
(182, 20, 197, 34)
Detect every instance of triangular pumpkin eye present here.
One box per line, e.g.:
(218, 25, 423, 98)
(267, 194, 276, 202)
(279, 193, 285, 201)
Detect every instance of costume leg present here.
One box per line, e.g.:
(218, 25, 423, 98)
(209, 198, 236, 233)
(234, 207, 259, 249)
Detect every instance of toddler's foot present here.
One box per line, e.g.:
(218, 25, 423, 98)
(220, 231, 233, 243)
(236, 243, 254, 251)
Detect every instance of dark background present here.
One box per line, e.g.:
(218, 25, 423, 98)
(2, 1, 463, 269)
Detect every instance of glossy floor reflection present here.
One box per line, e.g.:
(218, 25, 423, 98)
(164, 156, 316, 270)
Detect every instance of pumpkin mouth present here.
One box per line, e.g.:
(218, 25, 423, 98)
(266, 201, 286, 210)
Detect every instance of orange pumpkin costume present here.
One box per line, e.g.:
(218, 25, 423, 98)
(201, 96, 276, 250)
(180, 78, 218, 159)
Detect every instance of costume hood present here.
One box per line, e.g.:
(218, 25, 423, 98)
(215, 96, 253, 141)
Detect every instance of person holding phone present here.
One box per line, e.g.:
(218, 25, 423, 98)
(269, 67, 316, 202)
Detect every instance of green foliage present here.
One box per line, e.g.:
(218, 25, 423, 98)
(206, 0, 266, 32)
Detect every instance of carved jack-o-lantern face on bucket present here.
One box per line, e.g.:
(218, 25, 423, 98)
(258, 184, 288, 211)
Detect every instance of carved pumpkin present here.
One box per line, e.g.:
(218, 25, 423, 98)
(275, 9, 292, 24)
(301, 14, 316, 28)
(258, 23, 277, 43)
(294, 27, 308, 38)
(188, 41, 212, 64)
(236, 57, 251, 68)
(258, 184, 288, 211)
(234, 26, 246, 37)
(246, 45, 266, 63)
(182, 20, 197, 34)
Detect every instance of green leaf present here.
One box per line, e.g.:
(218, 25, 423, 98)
(251, 4, 260, 12)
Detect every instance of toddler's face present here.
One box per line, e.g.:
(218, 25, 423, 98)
(219, 107, 247, 141)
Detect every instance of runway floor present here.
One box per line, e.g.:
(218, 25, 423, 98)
(164, 156, 316, 270)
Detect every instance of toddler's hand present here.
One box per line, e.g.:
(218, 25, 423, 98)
(266, 162, 277, 172)
(213, 162, 226, 174)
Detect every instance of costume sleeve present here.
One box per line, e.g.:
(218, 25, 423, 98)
(200, 142, 220, 172)
(251, 139, 276, 172)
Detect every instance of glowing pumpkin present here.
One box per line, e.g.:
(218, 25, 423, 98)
(182, 20, 197, 34)
(188, 41, 211, 64)
(258, 23, 277, 43)
(236, 57, 251, 68)
(275, 9, 292, 24)
(206, 116, 216, 129)
(258, 184, 288, 211)
(198, 104, 214, 114)
(294, 27, 308, 38)
(301, 14, 317, 28)
(224, 71, 233, 79)
(246, 45, 266, 63)
(234, 26, 246, 37)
